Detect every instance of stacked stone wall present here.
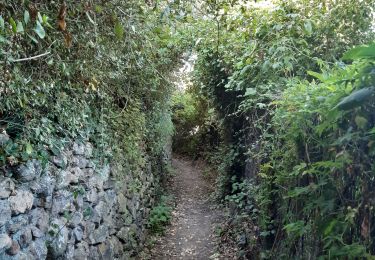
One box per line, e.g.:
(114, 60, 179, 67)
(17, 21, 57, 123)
(0, 141, 158, 259)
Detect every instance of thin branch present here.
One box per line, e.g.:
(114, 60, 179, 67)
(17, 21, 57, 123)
(9, 51, 51, 63)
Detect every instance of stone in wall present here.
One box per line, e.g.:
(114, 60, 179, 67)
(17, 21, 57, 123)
(0, 141, 161, 259)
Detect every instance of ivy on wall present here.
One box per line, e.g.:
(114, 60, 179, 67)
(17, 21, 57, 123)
(0, 1, 179, 173)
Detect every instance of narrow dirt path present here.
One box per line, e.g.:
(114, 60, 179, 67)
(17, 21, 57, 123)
(149, 157, 222, 259)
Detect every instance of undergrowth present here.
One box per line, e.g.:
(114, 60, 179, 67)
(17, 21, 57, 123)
(147, 195, 173, 235)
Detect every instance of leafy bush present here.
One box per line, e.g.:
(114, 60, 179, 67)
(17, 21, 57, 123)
(262, 43, 375, 258)
(147, 196, 173, 234)
(171, 88, 221, 157)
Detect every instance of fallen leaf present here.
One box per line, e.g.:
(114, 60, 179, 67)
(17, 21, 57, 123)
(64, 31, 72, 47)
(58, 2, 67, 31)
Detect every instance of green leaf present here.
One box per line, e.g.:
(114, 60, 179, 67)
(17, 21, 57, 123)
(0, 16, 4, 31)
(42, 14, 48, 25)
(26, 143, 33, 155)
(369, 127, 375, 135)
(16, 21, 24, 33)
(307, 70, 325, 81)
(9, 17, 17, 33)
(304, 21, 312, 35)
(244, 87, 257, 96)
(286, 184, 317, 198)
(343, 44, 375, 61)
(37, 12, 43, 23)
(24, 10, 30, 25)
(34, 21, 45, 39)
(323, 219, 338, 236)
(0, 35, 7, 43)
(355, 115, 367, 130)
(334, 87, 375, 110)
(114, 22, 124, 39)
(283, 220, 307, 235)
(95, 5, 103, 13)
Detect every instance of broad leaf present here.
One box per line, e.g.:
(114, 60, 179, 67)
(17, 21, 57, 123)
(9, 17, 17, 33)
(244, 87, 257, 96)
(26, 143, 33, 155)
(334, 87, 375, 110)
(34, 21, 45, 39)
(343, 44, 375, 60)
(24, 10, 30, 25)
(16, 21, 24, 33)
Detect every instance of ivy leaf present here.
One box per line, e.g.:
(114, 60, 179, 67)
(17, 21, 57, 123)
(9, 17, 17, 33)
(26, 143, 33, 155)
(114, 22, 124, 39)
(16, 21, 24, 33)
(244, 88, 257, 96)
(334, 87, 375, 110)
(34, 21, 46, 39)
(24, 10, 30, 25)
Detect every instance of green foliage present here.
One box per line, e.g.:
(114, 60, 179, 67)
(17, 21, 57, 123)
(262, 44, 375, 258)
(0, 1, 180, 176)
(172, 90, 206, 155)
(147, 196, 173, 234)
(175, 0, 375, 258)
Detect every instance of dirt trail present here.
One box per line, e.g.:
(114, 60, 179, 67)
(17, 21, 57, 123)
(149, 157, 222, 259)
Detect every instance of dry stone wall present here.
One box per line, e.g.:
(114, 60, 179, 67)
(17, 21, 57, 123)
(0, 141, 159, 259)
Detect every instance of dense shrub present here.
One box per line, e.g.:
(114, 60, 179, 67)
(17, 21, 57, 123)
(263, 44, 375, 258)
